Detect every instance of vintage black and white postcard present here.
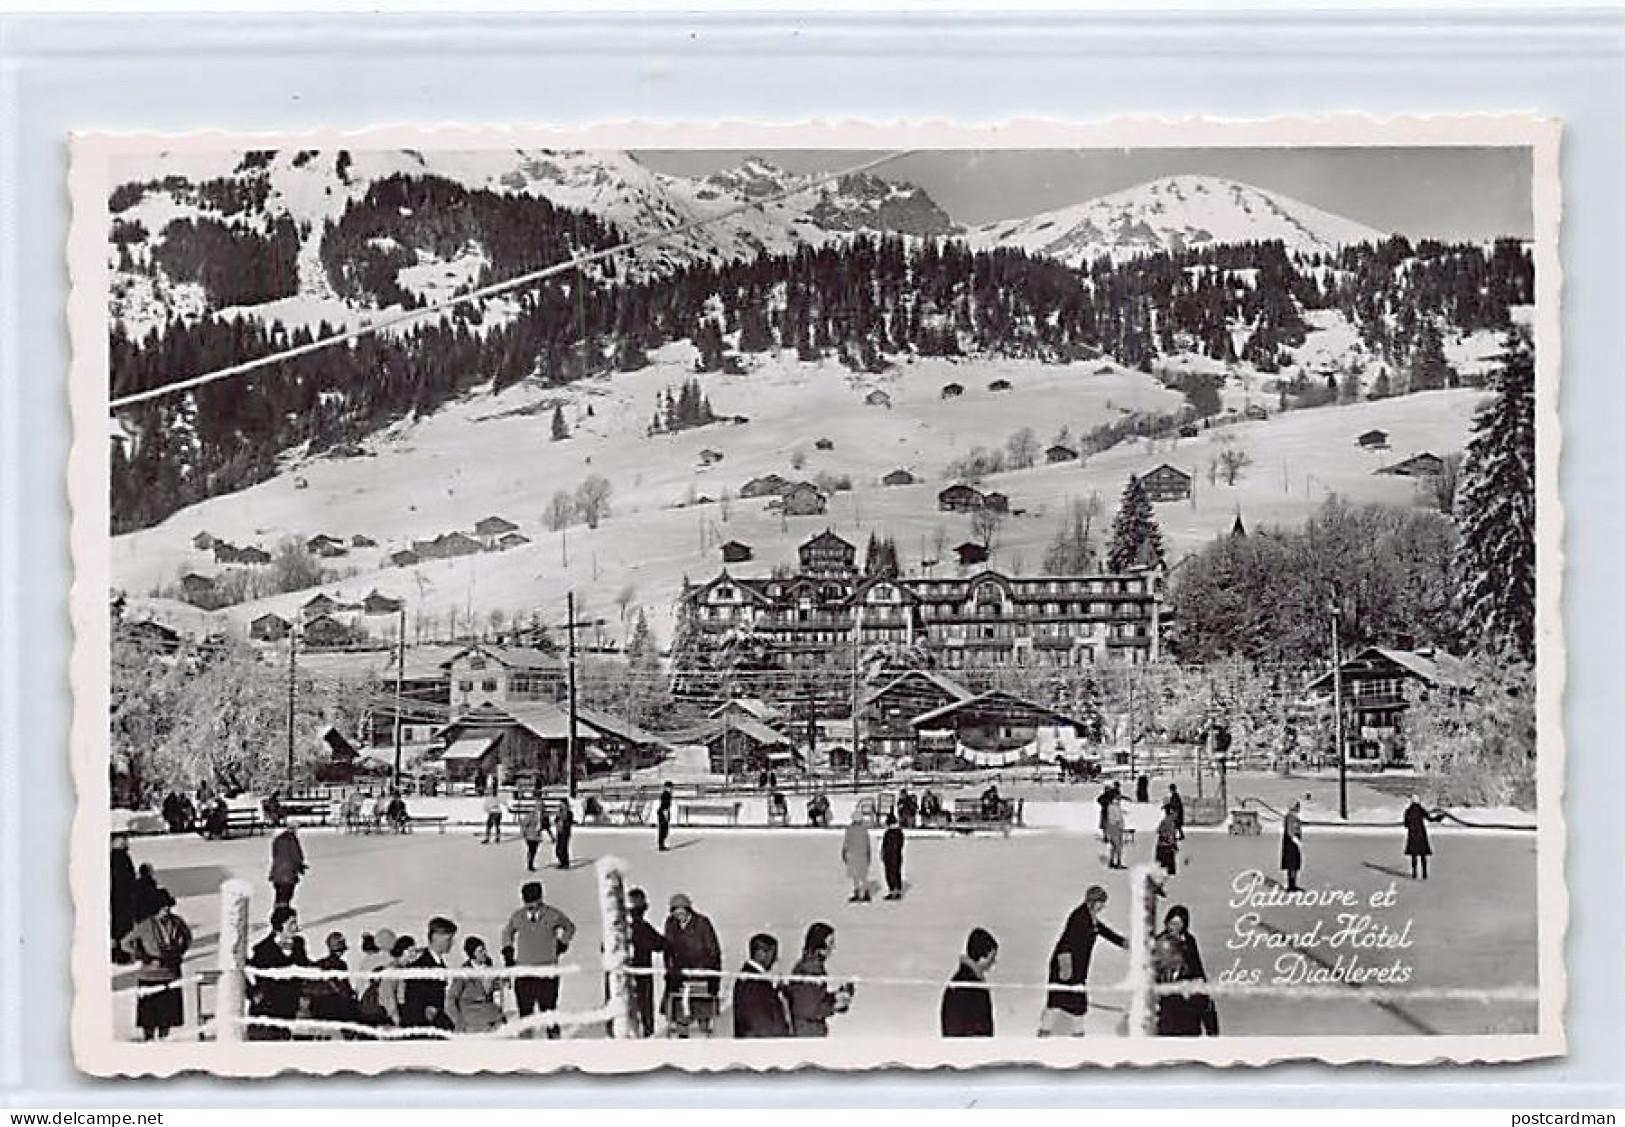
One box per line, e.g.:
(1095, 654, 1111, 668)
(68, 118, 1564, 1076)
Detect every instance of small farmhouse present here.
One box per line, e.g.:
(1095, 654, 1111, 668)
(864, 390, 892, 408)
(1357, 429, 1391, 450)
(940, 383, 965, 399)
(937, 483, 985, 512)
(779, 483, 827, 517)
(799, 529, 856, 577)
(249, 613, 291, 642)
(881, 468, 916, 487)
(720, 540, 754, 564)
(740, 474, 790, 499)
(955, 541, 990, 567)
(1140, 464, 1193, 503)
(1378, 452, 1446, 478)
(497, 531, 531, 551)
(988, 378, 1012, 392)
(1045, 444, 1077, 464)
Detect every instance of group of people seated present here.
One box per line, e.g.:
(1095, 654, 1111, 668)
(338, 789, 411, 833)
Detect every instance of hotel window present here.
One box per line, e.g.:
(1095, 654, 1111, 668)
(481, 679, 498, 692)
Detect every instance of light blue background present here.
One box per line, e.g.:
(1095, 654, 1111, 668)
(2, 10, 1622, 1108)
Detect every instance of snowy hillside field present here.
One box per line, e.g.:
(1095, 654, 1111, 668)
(112, 341, 1484, 646)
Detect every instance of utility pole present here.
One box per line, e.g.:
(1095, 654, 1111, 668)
(392, 603, 406, 786)
(1331, 595, 1348, 820)
(567, 591, 579, 799)
(285, 626, 298, 782)
(850, 605, 862, 787)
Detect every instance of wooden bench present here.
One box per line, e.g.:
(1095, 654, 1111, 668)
(678, 801, 742, 827)
(404, 814, 449, 834)
(223, 809, 265, 838)
(282, 800, 331, 826)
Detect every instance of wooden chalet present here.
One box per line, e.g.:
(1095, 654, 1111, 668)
(984, 491, 1010, 513)
(180, 573, 216, 600)
(302, 614, 354, 650)
(864, 389, 892, 407)
(720, 540, 754, 564)
(740, 473, 790, 499)
(362, 591, 404, 615)
(192, 531, 216, 550)
(881, 468, 916, 487)
(988, 378, 1012, 392)
(250, 612, 291, 642)
(1304, 645, 1472, 765)
(1178, 423, 1200, 439)
(799, 529, 856, 577)
(703, 714, 795, 777)
(709, 697, 786, 728)
(444, 643, 565, 712)
(954, 541, 990, 567)
(306, 534, 347, 558)
(861, 670, 973, 759)
(938, 483, 985, 512)
(475, 515, 519, 539)
(1357, 428, 1391, 450)
(1378, 452, 1446, 478)
(908, 689, 1094, 769)
(413, 531, 483, 560)
(1140, 464, 1193, 503)
(389, 548, 421, 568)
(351, 534, 378, 548)
(1244, 404, 1270, 421)
(814, 437, 835, 451)
(778, 483, 827, 517)
(497, 531, 531, 550)
(940, 382, 965, 399)
(1045, 444, 1078, 464)
(302, 593, 339, 619)
(698, 448, 725, 466)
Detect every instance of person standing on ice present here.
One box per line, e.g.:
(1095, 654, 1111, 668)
(554, 795, 575, 869)
(1403, 794, 1436, 880)
(1155, 804, 1181, 876)
(842, 809, 873, 902)
(656, 781, 674, 851)
(1039, 885, 1126, 1037)
(1281, 800, 1304, 892)
(880, 814, 906, 900)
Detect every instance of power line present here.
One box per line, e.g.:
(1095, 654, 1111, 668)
(108, 150, 916, 413)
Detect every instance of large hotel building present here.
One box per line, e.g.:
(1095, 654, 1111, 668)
(683, 530, 1164, 670)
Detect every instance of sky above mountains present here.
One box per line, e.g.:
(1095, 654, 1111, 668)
(637, 147, 1534, 243)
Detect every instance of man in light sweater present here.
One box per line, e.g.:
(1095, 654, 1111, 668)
(500, 880, 577, 1039)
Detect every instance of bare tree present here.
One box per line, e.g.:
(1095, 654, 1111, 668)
(544, 490, 576, 532)
(970, 506, 1006, 550)
(1006, 426, 1039, 470)
(1218, 447, 1254, 485)
(575, 474, 614, 529)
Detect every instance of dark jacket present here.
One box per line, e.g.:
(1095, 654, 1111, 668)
(940, 957, 993, 1037)
(1153, 929, 1218, 1037)
(658, 790, 673, 821)
(785, 952, 840, 1037)
(663, 912, 722, 998)
(401, 947, 454, 1028)
(110, 846, 137, 938)
(731, 959, 790, 1038)
(1403, 802, 1434, 857)
(268, 829, 306, 885)
(881, 826, 905, 866)
(629, 915, 666, 969)
(308, 952, 360, 1023)
(247, 934, 311, 1020)
(1168, 790, 1186, 827)
(1045, 904, 1125, 1015)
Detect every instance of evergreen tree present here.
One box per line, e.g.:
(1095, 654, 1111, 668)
(1408, 319, 1457, 392)
(551, 404, 569, 441)
(1106, 475, 1165, 573)
(1454, 330, 1536, 660)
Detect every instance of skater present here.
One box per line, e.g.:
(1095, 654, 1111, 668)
(500, 881, 576, 1039)
(940, 927, 999, 1038)
(881, 814, 906, 899)
(1135, 773, 1150, 805)
(896, 787, 918, 829)
(481, 784, 503, 844)
(553, 796, 575, 869)
(402, 917, 459, 1032)
(625, 888, 667, 1037)
(1155, 804, 1181, 876)
(268, 822, 306, 908)
(122, 889, 192, 1040)
(246, 906, 311, 1040)
(1039, 885, 1126, 1037)
(1104, 791, 1127, 869)
(1281, 800, 1304, 892)
(1403, 794, 1435, 880)
(663, 893, 722, 1038)
(731, 932, 789, 1038)
(110, 833, 137, 963)
(842, 810, 872, 902)
(1096, 782, 1117, 842)
(520, 803, 549, 871)
(656, 781, 674, 850)
(1153, 905, 1219, 1037)
(1167, 784, 1186, 840)
(785, 922, 854, 1038)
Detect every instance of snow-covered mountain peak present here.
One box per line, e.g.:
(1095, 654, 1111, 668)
(969, 174, 1385, 266)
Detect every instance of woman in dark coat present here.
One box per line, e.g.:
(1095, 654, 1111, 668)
(554, 797, 575, 869)
(122, 890, 193, 1039)
(109, 834, 137, 962)
(1280, 801, 1304, 892)
(785, 922, 853, 1037)
(1152, 905, 1218, 1037)
(1154, 807, 1180, 876)
(1403, 795, 1435, 879)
